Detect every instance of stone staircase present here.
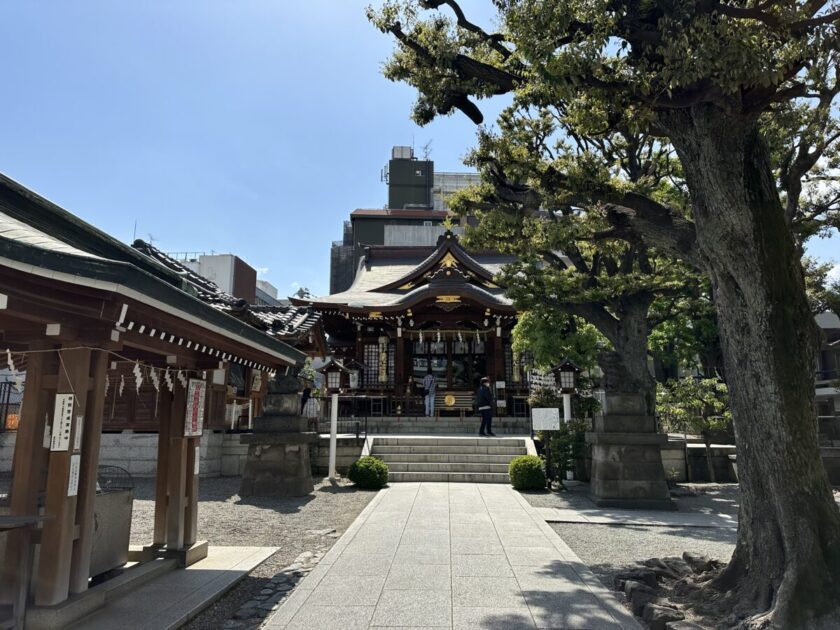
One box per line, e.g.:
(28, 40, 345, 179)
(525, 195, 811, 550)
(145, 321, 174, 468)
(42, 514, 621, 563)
(370, 436, 530, 483)
(363, 416, 531, 435)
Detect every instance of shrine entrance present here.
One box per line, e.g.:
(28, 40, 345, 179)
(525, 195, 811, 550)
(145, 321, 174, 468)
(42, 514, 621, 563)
(410, 336, 487, 392)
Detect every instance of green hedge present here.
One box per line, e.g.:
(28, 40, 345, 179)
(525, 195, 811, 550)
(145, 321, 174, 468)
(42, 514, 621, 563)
(509, 455, 546, 490)
(348, 456, 389, 489)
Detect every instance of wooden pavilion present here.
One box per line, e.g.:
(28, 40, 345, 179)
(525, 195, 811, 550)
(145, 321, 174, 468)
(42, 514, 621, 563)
(293, 231, 532, 417)
(0, 174, 306, 628)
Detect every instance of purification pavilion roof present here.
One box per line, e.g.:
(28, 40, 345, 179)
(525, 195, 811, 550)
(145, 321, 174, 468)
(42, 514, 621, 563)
(132, 240, 322, 344)
(294, 231, 515, 313)
(0, 172, 306, 366)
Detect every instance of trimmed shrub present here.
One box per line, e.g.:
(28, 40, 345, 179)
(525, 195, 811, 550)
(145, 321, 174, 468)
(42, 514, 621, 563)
(348, 456, 389, 489)
(509, 455, 546, 490)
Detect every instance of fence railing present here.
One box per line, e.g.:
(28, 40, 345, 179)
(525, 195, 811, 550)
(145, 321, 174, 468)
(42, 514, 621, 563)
(0, 381, 23, 433)
(309, 417, 368, 440)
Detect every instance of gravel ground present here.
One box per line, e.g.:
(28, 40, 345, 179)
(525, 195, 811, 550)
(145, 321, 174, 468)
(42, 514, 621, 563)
(128, 476, 377, 629)
(520, 483, 739, 591)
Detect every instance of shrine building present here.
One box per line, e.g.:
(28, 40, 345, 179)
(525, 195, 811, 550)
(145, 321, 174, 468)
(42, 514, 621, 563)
(294, 230, 533, 417)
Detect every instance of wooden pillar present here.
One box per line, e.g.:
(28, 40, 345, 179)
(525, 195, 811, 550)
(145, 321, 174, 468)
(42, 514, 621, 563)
(446, 338, 453, 388)
(152, 387, 172, 545)
(68, 350, 108, 593)
(1, 349, 50, 624)
(183, 372, 210, 547)
(36, 348, 92, 606)
(166, 382, 187, 549)
(395, 336, 405, 389)
(493, 334, 505, 384)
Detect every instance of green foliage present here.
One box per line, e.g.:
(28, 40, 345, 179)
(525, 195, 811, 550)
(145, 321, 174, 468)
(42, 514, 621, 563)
(656, 377, 732, 436)
(348, 456, 390, 489)
(512, 310, 601, 371)
(508, 455, 546, 490)
(540, 419, 589, 483)
(297, 357, 317, 383)
(803, 257, 840, 315)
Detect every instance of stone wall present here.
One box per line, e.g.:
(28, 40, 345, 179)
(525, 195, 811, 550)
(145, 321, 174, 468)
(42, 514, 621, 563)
(309, 436, 365, 475)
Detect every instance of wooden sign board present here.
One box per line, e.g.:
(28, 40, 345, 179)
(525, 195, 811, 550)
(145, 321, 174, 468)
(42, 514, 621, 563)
(532, 407, 561, 431)
(184, 379, 206, 437)
(68, 454, 81, 496)
(50, 393, 74, 451)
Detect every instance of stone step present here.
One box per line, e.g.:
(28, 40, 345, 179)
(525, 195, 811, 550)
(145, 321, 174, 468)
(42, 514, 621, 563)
(371, 445, 527, 455)
(367, 428, 526, 435)
(374, 453, 516, 464)
(372, 437, 525, 447)
(388, 471, 510, 483)
(387, 462, 511, 473)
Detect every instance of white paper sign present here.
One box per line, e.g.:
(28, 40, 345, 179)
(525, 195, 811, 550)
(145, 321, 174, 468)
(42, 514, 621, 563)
(495, 381, 506, 389)
(73, 415, 84, 452)
(532, 407, 561, 431)
(497, 399, 507, 408)
(184, 379, 206, 437)
(51, 393, 75, 451)
(194, 446, 201, 475)
(67, 453, 81, 496)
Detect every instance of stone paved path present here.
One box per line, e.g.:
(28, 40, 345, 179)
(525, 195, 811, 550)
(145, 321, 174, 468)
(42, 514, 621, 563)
(264, 482, 641, 629)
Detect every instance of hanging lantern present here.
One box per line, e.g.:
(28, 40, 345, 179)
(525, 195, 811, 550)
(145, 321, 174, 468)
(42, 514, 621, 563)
(552, 359, 581, 393)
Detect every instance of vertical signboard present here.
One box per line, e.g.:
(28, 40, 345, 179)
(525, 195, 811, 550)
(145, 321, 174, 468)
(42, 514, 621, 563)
(51, 393, 75, 451)
(184, 379, 206, 437)
(68, 454, 81, 496)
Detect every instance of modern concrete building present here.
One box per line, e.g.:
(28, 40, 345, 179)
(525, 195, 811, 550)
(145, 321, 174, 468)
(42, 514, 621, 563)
(179, 253, 257, 303)
(329, 146, 479, 294)
(256, 279, 282, 306)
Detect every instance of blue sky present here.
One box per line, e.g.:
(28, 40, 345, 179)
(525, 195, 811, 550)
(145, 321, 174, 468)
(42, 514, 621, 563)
(0, 2, 836, 297)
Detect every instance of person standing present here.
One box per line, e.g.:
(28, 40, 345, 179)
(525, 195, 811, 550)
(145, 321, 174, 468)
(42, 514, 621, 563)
(422, 369, 437, 417)
(476, 377, 495, 436)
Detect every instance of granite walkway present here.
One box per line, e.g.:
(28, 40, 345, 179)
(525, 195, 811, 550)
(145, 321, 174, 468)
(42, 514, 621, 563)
(264, 482, 641, 629)
(534, 506, 738, 529)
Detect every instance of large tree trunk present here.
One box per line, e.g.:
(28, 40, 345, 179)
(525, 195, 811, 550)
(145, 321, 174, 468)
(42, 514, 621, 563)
(597, 295, 657, 416)
(664, 106, 840, 628)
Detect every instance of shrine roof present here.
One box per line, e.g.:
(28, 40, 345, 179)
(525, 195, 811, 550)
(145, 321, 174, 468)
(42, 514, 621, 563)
(295, 232, 516, 312)
(132, 241, 322, 343)
(0, 172, 306, 366)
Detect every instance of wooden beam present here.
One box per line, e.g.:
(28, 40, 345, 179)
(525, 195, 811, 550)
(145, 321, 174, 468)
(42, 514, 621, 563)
(68, 350, 108, 593)
(36, 348, 92, 606)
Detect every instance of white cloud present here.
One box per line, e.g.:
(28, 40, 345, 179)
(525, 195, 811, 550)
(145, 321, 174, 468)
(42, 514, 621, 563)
(290, 281, 300, 290)
(255, 266, 269, 277)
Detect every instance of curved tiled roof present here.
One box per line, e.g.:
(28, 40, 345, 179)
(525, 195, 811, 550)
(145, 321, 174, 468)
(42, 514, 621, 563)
(131, 240, 321, 342)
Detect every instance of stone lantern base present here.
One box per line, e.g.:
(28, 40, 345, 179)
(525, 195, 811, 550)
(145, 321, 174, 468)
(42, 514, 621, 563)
(240, 375, 317, 498)
(586, 391, 674, 510)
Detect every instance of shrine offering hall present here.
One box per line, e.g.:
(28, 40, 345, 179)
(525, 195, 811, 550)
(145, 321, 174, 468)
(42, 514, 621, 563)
(294, 231, 532, 417)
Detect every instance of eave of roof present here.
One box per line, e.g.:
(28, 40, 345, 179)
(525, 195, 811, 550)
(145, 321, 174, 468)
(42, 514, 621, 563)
(0, 173, 187, 289)
(0, 236, 306, 365)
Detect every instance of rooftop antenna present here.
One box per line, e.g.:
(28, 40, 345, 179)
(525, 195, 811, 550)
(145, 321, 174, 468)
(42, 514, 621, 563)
(422, 140, 433, 160)
(132, 219, 137, 241)
(147, 233, 156, 247)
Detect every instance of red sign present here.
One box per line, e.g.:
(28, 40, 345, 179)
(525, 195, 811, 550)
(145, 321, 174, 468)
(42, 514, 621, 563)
(184, 379, 206, 437)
